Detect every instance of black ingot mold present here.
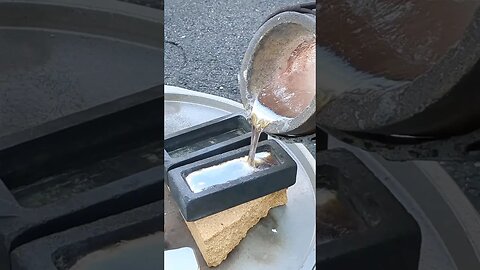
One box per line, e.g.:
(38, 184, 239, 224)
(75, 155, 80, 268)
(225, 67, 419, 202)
(10, 201, 163, 270)
(168, 139, 297, 221)
(164, 113, 267, 183)
(316, 149, 421, 270)
(0, 88, 163, 270)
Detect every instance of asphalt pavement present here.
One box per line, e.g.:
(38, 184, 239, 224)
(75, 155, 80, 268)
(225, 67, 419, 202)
(164, 0, 312, 101)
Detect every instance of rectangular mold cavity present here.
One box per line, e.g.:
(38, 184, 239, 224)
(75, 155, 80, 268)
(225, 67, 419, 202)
(316, 149, 421, 270)
(166, 115, 249, 158)
(0, 95, 162, 208)
(185, 151, 278, 193)
(9, 202, 163, 270)
(168, 139, 297, 221)
(164, 114, 267, 182)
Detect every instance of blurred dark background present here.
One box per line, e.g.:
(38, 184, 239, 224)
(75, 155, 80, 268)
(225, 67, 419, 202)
(121, 0, 163, 9)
